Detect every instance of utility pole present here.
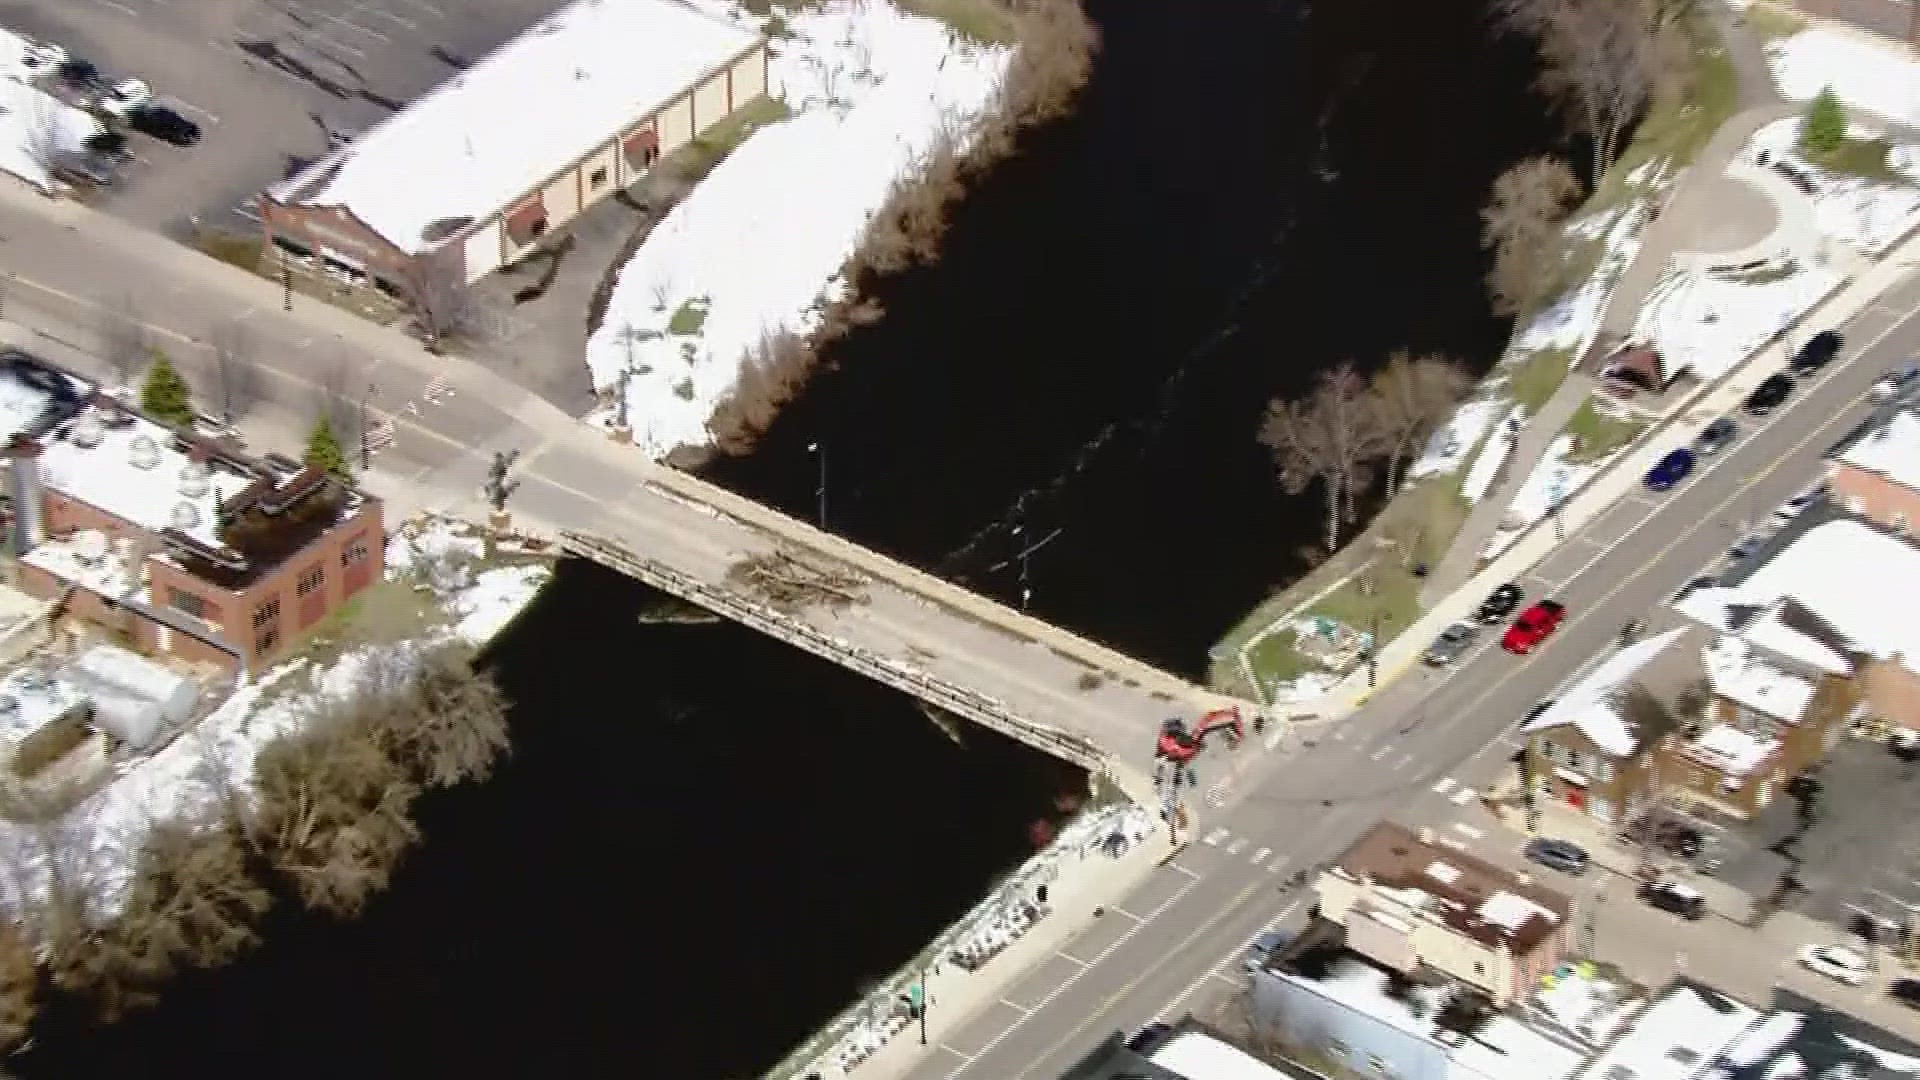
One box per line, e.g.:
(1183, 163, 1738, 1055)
(357, 382, 376, 471)
(807, 441, 826, 529)
(282, 265, 293, 312)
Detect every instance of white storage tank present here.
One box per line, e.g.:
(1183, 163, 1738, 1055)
(62, 642, 199, 750)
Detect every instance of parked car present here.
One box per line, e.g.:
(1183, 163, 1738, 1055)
(1744, 373, 1795, 416)
(1524, 837, 1589, 876)
(1476, 582, 1524, 624)
(1423, 622, 1479, 667)
(1871, 363, 1920, 401)
(1695, 417, 1738, 455)
(1502, 600, 1566, 655)
(1790, 330, 1843, 375)
(1889, 729, 1920, 762)
(56, 57, 98, 89)
(1243, 929, 1291, 974)
(1520, 698, 1556, 729)
(1727, 535, 1762, 561)
(1644, 447, 1697, 492)
(1126, 1023, 1173, 1054)
(51, 150, 117, 188)
(85, 129, 128, 159)
(1891, 978, 1920, 1010)
(1799, 944, 1871, 985)
(20, 41, 66, 77)
(1656, 821, 1705, 859)
(1772, 485, 1824, 524)
(127, 104, 200, 147)
(95, 77, 152, 120)
(1638, 880, 1706, 920)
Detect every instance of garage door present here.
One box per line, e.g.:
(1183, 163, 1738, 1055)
(463, 218, 503, 283)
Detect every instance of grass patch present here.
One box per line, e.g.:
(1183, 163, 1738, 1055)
(1565, 398, 1646, 463)
(1509, 348, 1572, 414)
(894, 0, 1021, 45)
(673, 95, 791, 184)
(1303, 562, 1423, 647)
(1741, 1, 1806, 42)
(667, 296, 711, 336)
(1807, 137, 1903, 182)
(194, 230, 263, 273)
(1243, 628, 1315, 688)
(1592, 10, 1738, 207)
(296, 579, 448, 669)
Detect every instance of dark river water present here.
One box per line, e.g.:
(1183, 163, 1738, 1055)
(18, 1, 1556, 1077)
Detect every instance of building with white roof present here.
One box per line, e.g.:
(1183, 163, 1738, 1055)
(1576, 979, 1761, 1080)
(260, 0, 767, 310)
(0, 31, 110, 197)
(1831, 404, 1920, 536)
(0, 348, 385, 676)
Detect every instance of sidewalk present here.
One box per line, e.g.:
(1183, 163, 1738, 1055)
(1420, 373, 1592, 607)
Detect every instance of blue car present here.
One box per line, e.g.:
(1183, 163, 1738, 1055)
(1644, 447, 1696, 492)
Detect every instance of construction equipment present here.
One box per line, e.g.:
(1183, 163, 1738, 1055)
(1155, 707, 1245, 765)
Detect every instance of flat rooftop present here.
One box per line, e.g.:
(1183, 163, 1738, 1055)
(269, 0, 762, 254)
(1336, 821, 1571, 954)
(1577, 979, 1759, 1080)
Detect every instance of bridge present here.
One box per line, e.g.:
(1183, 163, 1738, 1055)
(550, 461, 1253, 806)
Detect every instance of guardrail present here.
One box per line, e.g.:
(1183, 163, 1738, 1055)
(558, 530, 1122, 780)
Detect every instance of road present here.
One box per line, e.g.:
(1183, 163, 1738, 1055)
(900, 274, 1920, 1079)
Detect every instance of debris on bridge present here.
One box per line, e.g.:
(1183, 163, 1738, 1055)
(725, 547, 870, 612)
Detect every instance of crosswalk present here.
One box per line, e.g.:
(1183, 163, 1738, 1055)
(1431, 776, 1479, 805)
(1196, 828, 1296, 874)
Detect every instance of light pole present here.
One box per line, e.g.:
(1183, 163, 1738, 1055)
(806, 441, 826, 528)
(282, 265, 294, 312)
(357, 382, 377, 471)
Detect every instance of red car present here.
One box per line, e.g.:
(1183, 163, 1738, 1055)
(1502, 600, 1566, 654)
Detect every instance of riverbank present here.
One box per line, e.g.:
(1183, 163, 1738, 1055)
(581, 0, 1093, 461)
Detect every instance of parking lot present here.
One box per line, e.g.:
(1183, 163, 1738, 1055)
(0, 0, 566, 235)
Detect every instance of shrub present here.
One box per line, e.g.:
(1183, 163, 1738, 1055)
(140, 350, 196, 428)
(1801, 86, 1846, 155)
(304, 415, 350, 479)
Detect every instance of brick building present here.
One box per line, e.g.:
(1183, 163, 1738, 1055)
(0, 349, 382, 675)
(259, 0, 766, 312)
(1829, 406, 1920, 536)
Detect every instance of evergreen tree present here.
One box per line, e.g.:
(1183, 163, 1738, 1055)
(1801, 87, 1847, 156)
(139, 350, 196, 428)
(305, 416, 350, 480)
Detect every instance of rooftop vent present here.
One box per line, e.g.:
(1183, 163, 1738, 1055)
(170, 501, 201, 533)
(73, 530, 107, 566)
(70, 414, 103, 449)
(179, 461, 209, 498)
(128, 434, 159, 470)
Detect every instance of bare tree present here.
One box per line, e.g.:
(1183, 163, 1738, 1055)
(360, 642, 512, 790)
(1371, 351, 1470, 497)
(0, 920, 35, 1055)
(1317, 362, 1389, 527)
(1493, 0, 1657, 188)
(1261, 395, 1342, 556)
(707, 328, 817, 456)
(208, 319, 263, 423)
(1480, 155, 1582, 317)
(113, 822, 271, 976)
(408, 256, 476, 353)
(98, 296, 149, 387)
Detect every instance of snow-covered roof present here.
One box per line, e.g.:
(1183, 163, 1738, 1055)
(1699, 1002, 1920, 1080)
(0, 76, 105, 196)
(1580, 981, 1760, 1080)
(0, 666, 86, 743)
(1479, 890, 1560, 933)
(269, 0, 761, 254)
(1451, 1015, 1585, 1080)
(1682, 723, 1780, 779)
(21, 531, 138, 599)
(36, 402, 244, 549)
(1150, 1031, 1292, 1079)
(1839, 408, 1920, 493)
(1522, 629, 1687, 756)
(1673, 519, 1920, 676)
(1703, 636, 1815, 721)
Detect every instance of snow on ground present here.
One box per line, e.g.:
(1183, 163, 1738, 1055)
(1632, 261, 1841, 383)
(1769, 27, 1920, 130)
(1409, 397, 1502, 481)
(1481, 434, 1607, 560)
(0, 75, 107, 196)
(1750, 117, 1920, 257)
(585, 0, 1011, 459)
(0, 516, 550, 920)
(1462, 404, 1527, 506)
(1513, 202, 1653, 360)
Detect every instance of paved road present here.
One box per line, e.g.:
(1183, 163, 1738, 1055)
(899, 271, 1920, 1080)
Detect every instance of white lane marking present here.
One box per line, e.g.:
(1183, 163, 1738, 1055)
(1453, 823, 1485, 840)
(1107, 907, 1144, 923)
(1433, 777, 1457, 795)
(1450, 787, 1478, 805)
(1250, 847, 1271, 865)
(1370, 744, 1393, 761)
(1394, 752, 1415, 770)
(1166, 863, 1201, 881)
(1055, 951, 1087, 968)
(998, 998, 1031, 1016)
(87, 0, 139, 15)
(939, 1044, 976, 1063)
(1266, 854, 1291, 875)
(1201, 827, 1229, 846)
(1225, 839, 1247, 856)
(1152, 900, 1302, 1023)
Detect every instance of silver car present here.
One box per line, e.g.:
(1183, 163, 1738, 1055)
(1422, 622, 1478, 667)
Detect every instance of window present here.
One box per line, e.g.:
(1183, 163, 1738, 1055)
(1566, 749, 1585, 772)
(296, 564, 325, 597)
(1367, 1055, 1390, 1076)
(254, 627, 280, 656)
(527, 217, 548, 239)
(168, 588, 206, 620)
(253, 596, 280, 629)
(1847, 495, 1867, 515)
(1473, 962, 1486, 975)
(589, 166, 608, 188)
(1597, 761, 1615, 783)
(1894, 511, 1910, 534)
(1328, 1040, 1351, 1059)
(341, 537, 370, 567)
(642, 144, 660, 168)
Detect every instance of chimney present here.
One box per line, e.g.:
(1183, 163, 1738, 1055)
(5, 436, 45, 556)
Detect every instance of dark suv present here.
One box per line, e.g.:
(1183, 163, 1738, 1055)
(127, 104, 201, 147)
(1638, 880, 1706, 920)
(1744, 373, 1795, 416)
(1790, 330, 1843, 375)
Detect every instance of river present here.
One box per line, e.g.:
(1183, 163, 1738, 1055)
(16, 0, 1556, 1076)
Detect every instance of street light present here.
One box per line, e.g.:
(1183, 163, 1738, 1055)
(806, 441, 826, 529)
(357, 382, 377, 471)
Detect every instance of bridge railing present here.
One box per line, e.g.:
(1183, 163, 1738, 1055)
(559, 530, 1122, 779)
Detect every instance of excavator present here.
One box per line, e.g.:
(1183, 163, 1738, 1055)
(1155, 707, 1245, 765)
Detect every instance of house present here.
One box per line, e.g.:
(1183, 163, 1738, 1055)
(1249, 922, 1588, 1080)
(1600, 344, 1678, 397)
(1056, 1025, 1316, 1080)
(1829, 405, 1920, 536)
(1312, 822, 1573, 1008)
(259, 0, 767, 312)
(1786, 0, 1920, 47)
(1675, 518, 1919, 741)
(0, 349, 383, 675)
(1576, 979, 1761, 1080)
(1698, 988, 1920, 1079)
(1520, 628, 1700, 828)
